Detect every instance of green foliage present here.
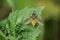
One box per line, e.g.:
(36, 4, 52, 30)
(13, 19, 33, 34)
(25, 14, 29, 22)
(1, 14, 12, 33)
(0, 7, 44, 40)
(0, 30, 7, 40)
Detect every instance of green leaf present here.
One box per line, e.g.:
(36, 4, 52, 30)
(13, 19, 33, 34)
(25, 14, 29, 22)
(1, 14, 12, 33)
(0, 6, 44, 40)
(0, 30, 7, 40)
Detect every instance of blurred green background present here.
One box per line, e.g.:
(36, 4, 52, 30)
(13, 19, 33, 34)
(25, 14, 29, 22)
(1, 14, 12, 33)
(0, 0, 60, 40)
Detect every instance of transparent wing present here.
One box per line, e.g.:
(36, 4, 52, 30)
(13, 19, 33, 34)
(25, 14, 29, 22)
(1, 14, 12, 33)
(36, 18, 44, 25)
(24, 18, 31, 24)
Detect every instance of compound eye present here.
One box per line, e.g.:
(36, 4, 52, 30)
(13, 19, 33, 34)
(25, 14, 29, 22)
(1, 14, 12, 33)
(32, 13, 36, 16)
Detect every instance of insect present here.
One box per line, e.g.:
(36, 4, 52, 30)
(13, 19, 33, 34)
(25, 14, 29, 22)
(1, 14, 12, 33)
(24, 12, 43, 27)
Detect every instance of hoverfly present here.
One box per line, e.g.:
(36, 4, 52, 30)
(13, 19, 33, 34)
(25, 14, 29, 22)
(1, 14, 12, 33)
(24, 12, 44, 27)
